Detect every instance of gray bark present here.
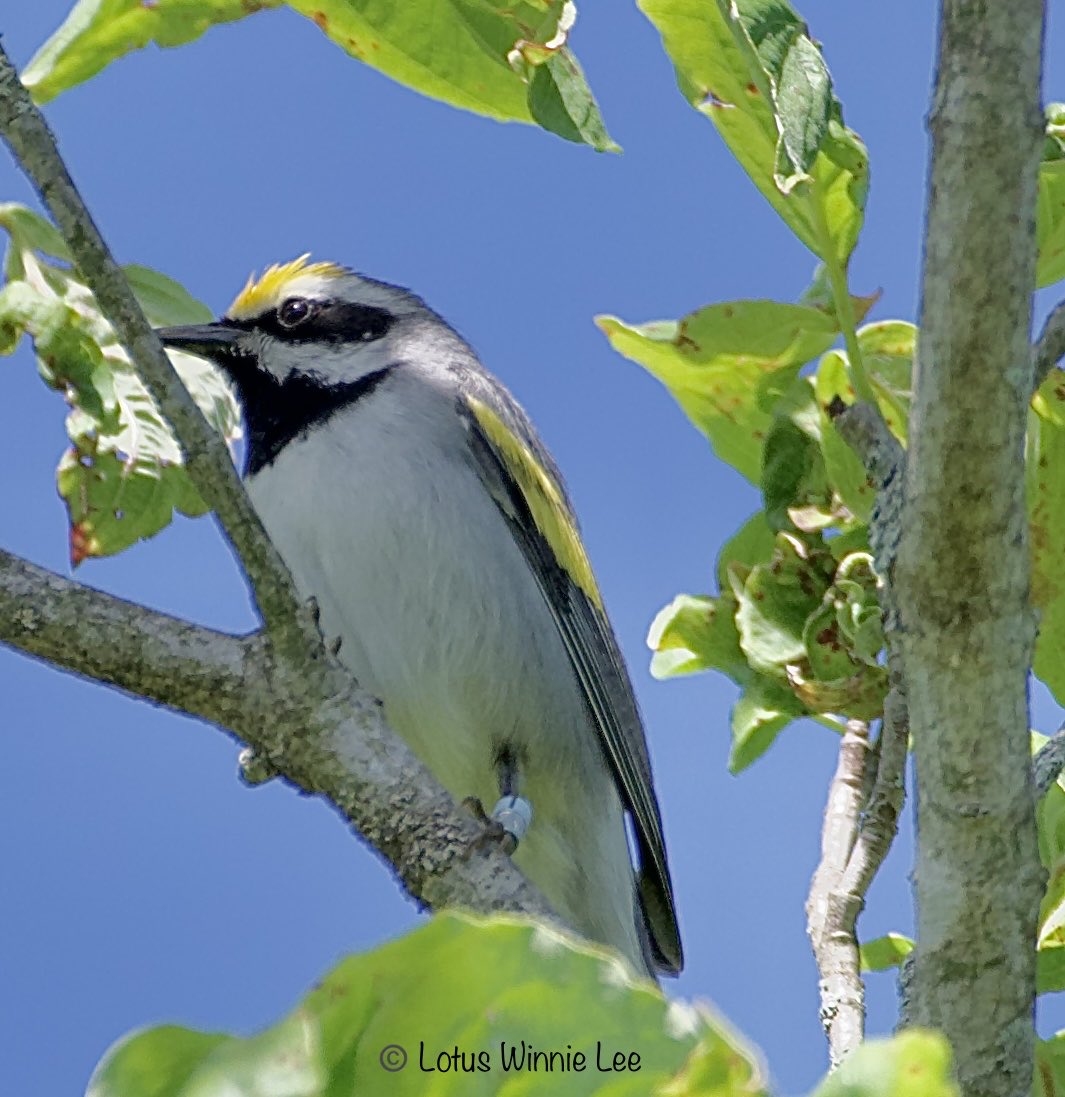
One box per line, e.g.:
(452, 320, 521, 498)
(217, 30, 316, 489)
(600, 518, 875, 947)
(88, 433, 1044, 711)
(898, 4, 1045, 1095)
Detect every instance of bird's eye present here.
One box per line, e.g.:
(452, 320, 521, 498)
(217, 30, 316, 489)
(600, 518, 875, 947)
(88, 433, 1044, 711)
(278, 297, 312, 328)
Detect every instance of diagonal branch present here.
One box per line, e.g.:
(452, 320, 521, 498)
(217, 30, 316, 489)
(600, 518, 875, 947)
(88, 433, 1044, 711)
(0, 546, 554, 920)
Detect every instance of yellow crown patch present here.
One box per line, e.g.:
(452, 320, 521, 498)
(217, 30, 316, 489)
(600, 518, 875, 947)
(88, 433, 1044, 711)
(227, 254, 345, 320)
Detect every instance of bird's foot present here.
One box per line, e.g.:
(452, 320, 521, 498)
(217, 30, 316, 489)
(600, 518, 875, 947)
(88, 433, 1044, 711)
(461, 795, 533, 857)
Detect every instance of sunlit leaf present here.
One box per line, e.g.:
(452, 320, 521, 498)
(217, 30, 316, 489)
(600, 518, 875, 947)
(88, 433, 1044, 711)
(637, 0, 868, 261)
(23, 0, 616, 150)
(598, 301, 844, 483)
(89, 914, 764, 1097)
(859, 933, 913, 973)
(812, 1031, 956, 1097)
(649, 593, 746, 680)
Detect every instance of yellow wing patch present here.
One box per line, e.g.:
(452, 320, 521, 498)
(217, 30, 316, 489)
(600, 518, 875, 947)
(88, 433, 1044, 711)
(227, 254, 345, 320)
(466, 396, 602, 609)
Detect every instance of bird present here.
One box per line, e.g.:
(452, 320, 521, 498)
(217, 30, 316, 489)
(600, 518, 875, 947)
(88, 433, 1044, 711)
(158, 256, 682, 977)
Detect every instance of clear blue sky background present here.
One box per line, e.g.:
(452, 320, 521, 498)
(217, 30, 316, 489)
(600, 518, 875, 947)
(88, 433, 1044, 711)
(3, 4, 1065, 1095)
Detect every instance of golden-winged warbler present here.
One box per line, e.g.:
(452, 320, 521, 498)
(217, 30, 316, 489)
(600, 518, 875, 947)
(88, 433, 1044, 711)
(159, 256, 682, 976)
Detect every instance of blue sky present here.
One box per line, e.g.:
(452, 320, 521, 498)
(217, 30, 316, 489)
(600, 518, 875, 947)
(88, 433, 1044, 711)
(2, 3, 1064, 1094)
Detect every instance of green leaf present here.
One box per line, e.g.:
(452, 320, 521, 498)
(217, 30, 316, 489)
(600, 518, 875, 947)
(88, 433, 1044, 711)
(760, 383, 833, 530)
(637, 0, 868, 262)
(23, 0, 616, 151)
(527, 47, 619, 151)
(1030, 375, 1065, 707)
(729, 674, 804, 772)
(1039, 946, 1065, 995)
(803, 600, 858, 681)
(89, 913, 766, 1097)
(859, 320, 914, 443)
(716, 511, 777, 588)
(124, 265, 213, 326)
(814, 350, 875, 522)
(597, 300, 843, 482)
(22, 0, 282, 103)
(1039, 121, 1065, 288)
(774, 32, 831, 190)
(1036, 1031, 1065, 1097)
(1037, 733, 1065, 994)
(735, 532, 832, 676)
(0, 212, 240, 562)
(811, 1031, 957, 1097)
(859, 933, 913, 973)
(0, 203, 71, 272)
(86, 1027, 229, 1097)
(648, 593, 747, 679)
(731, 528, 885, 720)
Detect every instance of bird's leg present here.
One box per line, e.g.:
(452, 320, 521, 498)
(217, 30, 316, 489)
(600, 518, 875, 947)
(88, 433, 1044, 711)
(462, 746, 533, 856)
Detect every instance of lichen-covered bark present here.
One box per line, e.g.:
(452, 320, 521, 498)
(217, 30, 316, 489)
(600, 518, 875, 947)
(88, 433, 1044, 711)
(898, 4, 1045, 1095)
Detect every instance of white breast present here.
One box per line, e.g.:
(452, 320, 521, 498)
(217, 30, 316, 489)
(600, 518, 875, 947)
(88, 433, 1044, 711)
(246, 379, 644, 970)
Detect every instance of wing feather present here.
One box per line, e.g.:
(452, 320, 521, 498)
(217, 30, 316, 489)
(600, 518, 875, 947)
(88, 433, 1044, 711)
(460, 387, 683, 974)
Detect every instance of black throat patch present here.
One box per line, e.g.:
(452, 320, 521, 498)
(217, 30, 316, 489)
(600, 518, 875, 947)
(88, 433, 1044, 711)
(234, 364, 394, 476)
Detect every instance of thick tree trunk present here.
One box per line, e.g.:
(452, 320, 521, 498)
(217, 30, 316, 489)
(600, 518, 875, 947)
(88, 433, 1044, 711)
(898, 3, 1045, 1095)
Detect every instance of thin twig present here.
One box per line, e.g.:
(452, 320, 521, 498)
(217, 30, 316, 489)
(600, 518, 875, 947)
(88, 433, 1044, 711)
(838, 681, 908, 907)
(1035, 724, 1065, 798)
(1034, 300, 1065, 390)
(806, 719, 872, 1066)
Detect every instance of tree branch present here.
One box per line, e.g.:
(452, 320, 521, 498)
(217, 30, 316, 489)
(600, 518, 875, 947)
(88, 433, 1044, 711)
(0, 546, 554, 920)
(1035, 725, 1065, 799)
(806, 719, 872, 1067)
(1034, 300, 1065, 390)
(897, 4, 1044, 1095)
(0, 44, 555, 931)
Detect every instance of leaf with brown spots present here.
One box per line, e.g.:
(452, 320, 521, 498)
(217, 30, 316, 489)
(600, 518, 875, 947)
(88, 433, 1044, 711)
(638, 0, 867, 262)
(24, 0, 616, 150)
(597, 299, 851, 482)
